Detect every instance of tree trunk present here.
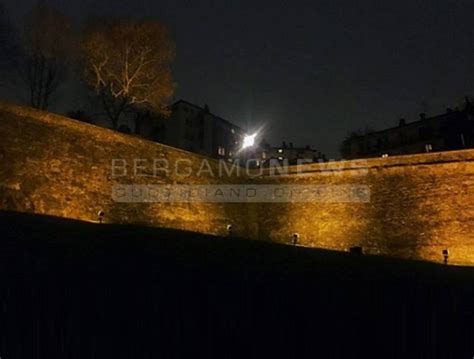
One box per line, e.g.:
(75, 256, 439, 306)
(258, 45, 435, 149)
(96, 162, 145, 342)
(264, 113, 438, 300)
(134, 110, 153, 136)
(134, 112, 143, 135)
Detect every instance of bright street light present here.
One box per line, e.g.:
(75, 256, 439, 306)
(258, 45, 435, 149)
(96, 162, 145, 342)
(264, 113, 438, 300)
(242, 133, 257, 149)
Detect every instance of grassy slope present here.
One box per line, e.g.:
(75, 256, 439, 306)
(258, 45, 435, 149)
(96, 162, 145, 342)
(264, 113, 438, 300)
(0, 210, 473, 358)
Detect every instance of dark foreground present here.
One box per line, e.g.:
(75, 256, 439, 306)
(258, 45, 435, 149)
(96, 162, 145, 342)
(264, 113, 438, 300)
(0, 211, 473, 358)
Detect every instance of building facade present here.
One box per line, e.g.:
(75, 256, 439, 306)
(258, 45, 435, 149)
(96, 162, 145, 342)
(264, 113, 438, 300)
(144, 100, 247, 161)
(341, 103, 474, 159)
(259, 142, 326, 166)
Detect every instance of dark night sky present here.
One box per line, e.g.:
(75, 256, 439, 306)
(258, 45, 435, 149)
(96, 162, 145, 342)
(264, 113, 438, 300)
(3, 0, 474, 157)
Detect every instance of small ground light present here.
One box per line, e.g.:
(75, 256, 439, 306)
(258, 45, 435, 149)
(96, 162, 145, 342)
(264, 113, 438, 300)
(442, 248, 449, 265)
(227, 224, 233, 236)
(292, 233, 299, 246)
(98, 210, 105, 224)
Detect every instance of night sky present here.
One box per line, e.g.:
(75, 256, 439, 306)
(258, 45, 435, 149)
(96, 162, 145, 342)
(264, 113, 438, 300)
(3, 0, 474, 157)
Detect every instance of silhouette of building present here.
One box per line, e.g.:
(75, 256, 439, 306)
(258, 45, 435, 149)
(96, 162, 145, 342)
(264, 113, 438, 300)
(145, 100, 248, 161)
(140, 100, 324, 166)
(341, 99, 474, 159)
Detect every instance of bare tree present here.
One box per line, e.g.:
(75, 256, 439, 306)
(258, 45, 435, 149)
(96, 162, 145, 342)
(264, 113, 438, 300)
(22, 0, 72, 110)
(80, 18, 175, 130)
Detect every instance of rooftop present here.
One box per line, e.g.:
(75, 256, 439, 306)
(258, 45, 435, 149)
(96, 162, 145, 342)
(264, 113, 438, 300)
(171, 99, 245, 133)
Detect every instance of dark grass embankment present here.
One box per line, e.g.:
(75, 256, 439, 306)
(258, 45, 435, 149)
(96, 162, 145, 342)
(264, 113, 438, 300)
(0, 211, 473, 358)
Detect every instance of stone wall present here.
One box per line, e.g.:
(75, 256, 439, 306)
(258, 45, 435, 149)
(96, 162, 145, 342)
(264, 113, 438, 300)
(254, 152, 474, 265)
(1, 101, 474, 265)
(0, 101, 254, 238)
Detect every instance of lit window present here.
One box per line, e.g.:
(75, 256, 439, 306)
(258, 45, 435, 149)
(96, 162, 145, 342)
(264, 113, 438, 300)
(231, 128, 235, 134)
(218, 146, 226, 156)
(425, 144, 433, 152)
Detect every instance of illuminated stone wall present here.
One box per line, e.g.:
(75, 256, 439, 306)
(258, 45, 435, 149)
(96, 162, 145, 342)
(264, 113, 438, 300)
(1, 101, 474, 265)
(254, 152, 474, 265)
(0, 101, 254, 238)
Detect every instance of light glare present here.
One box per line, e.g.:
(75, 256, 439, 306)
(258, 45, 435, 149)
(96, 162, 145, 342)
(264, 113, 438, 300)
(242, 133, 256, 149)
